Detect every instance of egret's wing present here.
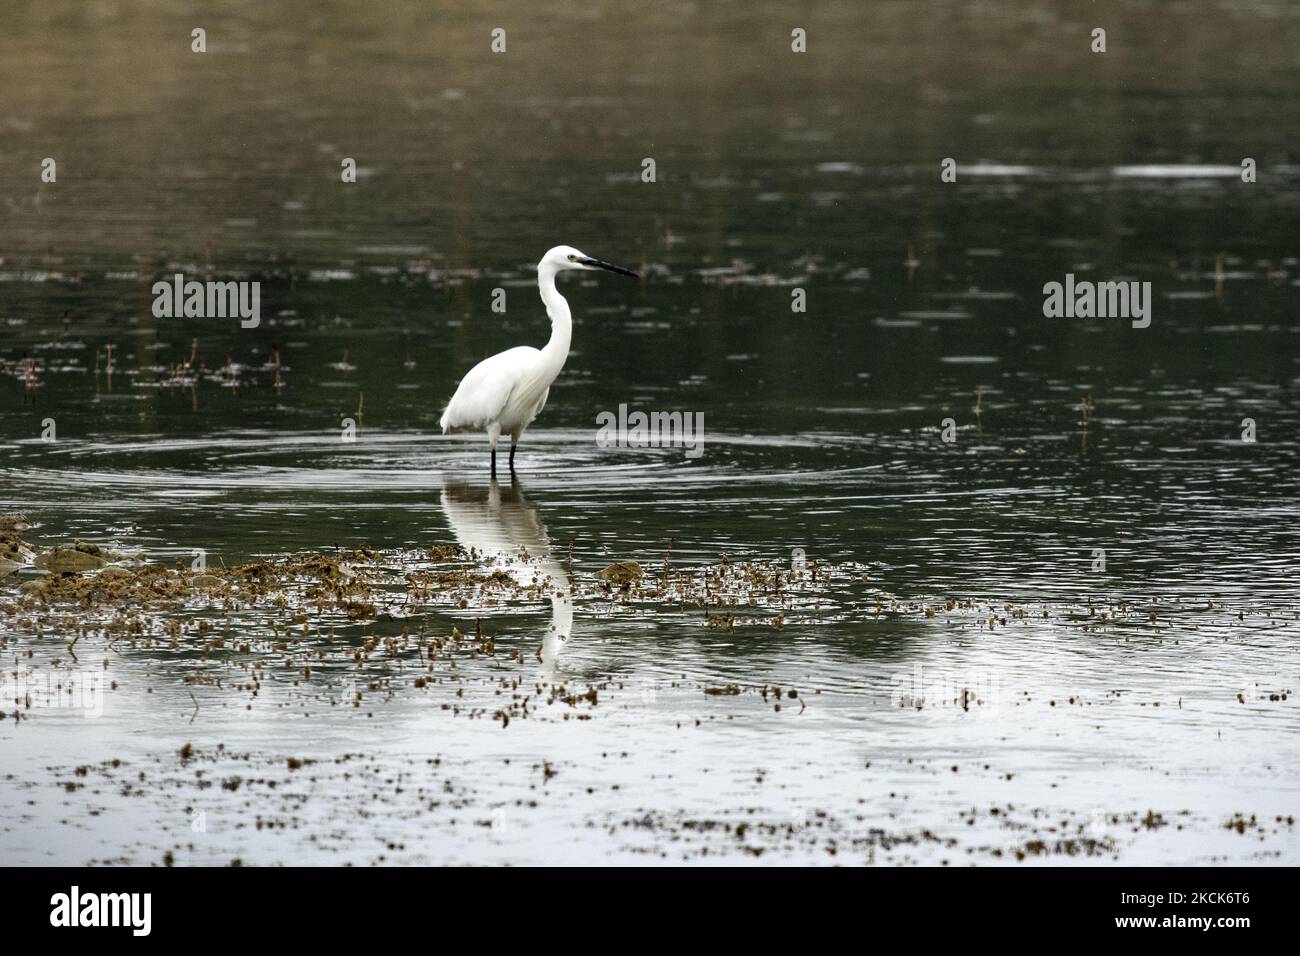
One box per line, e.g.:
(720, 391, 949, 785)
(439, 346, 538, 432)
(531, 386, 551, 420)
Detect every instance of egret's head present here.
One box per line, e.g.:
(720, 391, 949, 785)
(541, 245, 638, 278)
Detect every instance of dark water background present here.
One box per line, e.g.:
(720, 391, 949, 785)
(1, 0, 1297, 864)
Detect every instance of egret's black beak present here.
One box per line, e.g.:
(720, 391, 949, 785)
(579, 256, 638, 278)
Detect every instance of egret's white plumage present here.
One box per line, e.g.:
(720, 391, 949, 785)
(440, 245, 637, 472)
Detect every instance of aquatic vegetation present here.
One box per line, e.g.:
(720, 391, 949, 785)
(3, 515, 1297, 865)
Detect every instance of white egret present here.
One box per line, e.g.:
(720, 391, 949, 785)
(439, 245, 638, 473)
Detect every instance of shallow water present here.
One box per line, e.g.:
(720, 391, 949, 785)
(2, 0, 1299, 864)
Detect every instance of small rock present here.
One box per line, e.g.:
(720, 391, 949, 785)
(0, 513, 33, 533)
(35, 548, 106, 573)
(0, 543, 36, 571)
(0, 526, 36, 570)
(596, 560, 643, 586)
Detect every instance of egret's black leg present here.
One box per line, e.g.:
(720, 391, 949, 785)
(509, 441, 517, 474)
(490, 447, 497, 476)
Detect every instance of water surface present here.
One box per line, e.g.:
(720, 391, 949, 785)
(1, 0, 1298, 864)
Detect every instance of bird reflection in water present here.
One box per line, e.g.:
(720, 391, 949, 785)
(439, 476, 572, 673)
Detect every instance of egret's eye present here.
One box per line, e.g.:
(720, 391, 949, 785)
(567, 254, 576, 261)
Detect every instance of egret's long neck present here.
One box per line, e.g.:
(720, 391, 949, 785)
(537, 264, 572, 378)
